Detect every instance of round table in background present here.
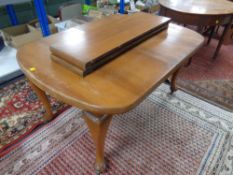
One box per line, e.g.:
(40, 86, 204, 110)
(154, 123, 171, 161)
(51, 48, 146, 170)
(159, 0, 233, 59)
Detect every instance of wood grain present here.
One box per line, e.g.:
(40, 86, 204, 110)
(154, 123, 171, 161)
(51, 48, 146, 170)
(17, 22, 204, 173)
(159, 0, 233, 15)
(50, 13, 170, 72)
(159, 6, 232, 26)
(159, 0, 233, 59)
(17, 24, 204, 115)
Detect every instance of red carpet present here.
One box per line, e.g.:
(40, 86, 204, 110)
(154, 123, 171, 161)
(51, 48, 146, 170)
(177, 39, 233, 111)
(0, 85, 231, 175)
(0, 34, 232, 161)
(0, 77, 69, 156)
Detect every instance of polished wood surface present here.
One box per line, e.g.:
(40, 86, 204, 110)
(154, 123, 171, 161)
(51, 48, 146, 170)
(159, 0, 233, 59)
(159, 7, 232, 26)
(17, 24, 204, 115)
(159, 0, 233, 15)
(17, 23, 204, 173)
(50, 13, 170, 71)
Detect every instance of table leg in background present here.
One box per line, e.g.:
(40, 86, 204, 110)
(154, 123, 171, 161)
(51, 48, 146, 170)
(82, 112, 113, 174)
(213, 18, 233, 59)
(185, 57, 193, 67)
(207, 26, 215, 45)
(170, 68, 181, 94)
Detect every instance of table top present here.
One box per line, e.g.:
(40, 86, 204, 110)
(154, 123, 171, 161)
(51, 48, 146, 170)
(50, 13, 170, 72)
(17, 23, 204, 115)
(159, 0, 233, 15)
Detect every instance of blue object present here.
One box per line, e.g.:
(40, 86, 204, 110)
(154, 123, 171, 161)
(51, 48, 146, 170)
(34, 0, 50, 37)
(119, 0, 125, 14)
(85, 0, 91, 5)
(6, 5, 18, 26)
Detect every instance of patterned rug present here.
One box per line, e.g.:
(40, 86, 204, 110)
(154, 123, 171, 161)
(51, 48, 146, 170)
(0, 77, 68, 156)
(177, 39, 233, 111)
(1, 84, 233, 175)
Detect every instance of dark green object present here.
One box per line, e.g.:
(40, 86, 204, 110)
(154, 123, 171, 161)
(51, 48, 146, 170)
(0, 36, 4, 51)
(0, 0, 87, 29)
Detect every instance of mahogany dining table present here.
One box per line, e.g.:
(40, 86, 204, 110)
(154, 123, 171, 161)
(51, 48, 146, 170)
(159, 0, 233, 59)
(17, 22, 204, 174)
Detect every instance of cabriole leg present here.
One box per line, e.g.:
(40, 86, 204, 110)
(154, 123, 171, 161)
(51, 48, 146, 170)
(82, 112, 113, 174)
(28, 79, 53, 121)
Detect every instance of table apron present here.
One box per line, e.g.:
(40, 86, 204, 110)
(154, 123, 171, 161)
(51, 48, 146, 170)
(160, 6, 232, 26)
